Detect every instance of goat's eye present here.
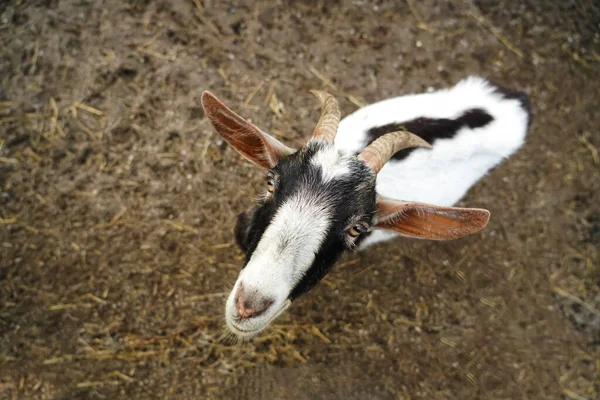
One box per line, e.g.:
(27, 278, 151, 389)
(266, 177, 275, 193)
(348, 225, 364, 238)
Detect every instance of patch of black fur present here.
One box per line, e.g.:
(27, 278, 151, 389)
(365, 108, 494, 161)
(237, 201, 278, 266)
(234, 211, 253, 253)
(490, 81, 532, 126)
(353, 230, 372, 248)
(235, 140, 377, 299)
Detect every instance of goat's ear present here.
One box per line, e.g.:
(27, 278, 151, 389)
(201, 91, 295, 169)
(374, 197, 490, 240)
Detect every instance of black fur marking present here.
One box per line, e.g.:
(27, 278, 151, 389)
(234, 210, 253, 253)
(235, 140, 377, 299)
(353, 230, 372, 248)
(289, 234, 346, 300)
(490, 81, 533, 126)
(365, 108, 494, 161)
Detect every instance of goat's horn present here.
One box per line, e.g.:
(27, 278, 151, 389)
(309, 90, 340, 143)
(358, 131, 432, 174)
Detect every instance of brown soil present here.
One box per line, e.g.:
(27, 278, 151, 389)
(1, 0, 599, 399)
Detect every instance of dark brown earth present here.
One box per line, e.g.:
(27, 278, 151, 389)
(1, 0, 599, 399)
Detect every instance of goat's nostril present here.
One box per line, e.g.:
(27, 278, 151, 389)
(234, 285, 274, 320)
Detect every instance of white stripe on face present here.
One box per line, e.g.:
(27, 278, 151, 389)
(310, 144, 351, 183)
(236, 189, 333, 304)
(225, 189, 333, 338)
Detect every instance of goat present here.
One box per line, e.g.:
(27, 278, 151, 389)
(201, 76, 531, 339)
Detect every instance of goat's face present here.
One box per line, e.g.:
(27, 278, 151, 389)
(202, 91, 491, 339)
(229, 140, 377, 338)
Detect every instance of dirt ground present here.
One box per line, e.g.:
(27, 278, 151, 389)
(1, 0, 599, 399)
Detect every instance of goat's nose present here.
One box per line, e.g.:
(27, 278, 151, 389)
(235, 283, 274, 320)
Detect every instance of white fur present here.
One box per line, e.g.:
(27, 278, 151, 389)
(310, 141, 351, 182)
(334, 76, 529, 247)
(225, 188, 333, 337)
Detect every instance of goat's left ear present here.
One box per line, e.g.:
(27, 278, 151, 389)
(201, 91, 295, 169)
(374, 197, 490, 240)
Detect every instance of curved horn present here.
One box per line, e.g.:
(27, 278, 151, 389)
(309, 90, 340, 143)
(358, 131, 432, 174)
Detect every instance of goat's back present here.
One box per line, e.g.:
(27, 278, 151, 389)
(335, 76, 531, 246)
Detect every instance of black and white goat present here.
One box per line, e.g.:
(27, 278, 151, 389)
(201, 76, 530, 339)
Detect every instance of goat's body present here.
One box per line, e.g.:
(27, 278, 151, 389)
(335, 76, 531, 247)
(203, 77, 530, 338)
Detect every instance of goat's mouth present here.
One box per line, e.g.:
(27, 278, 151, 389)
(225, 299, 292, 340)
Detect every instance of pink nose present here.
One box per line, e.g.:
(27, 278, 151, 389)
(235, 283, 274, 320)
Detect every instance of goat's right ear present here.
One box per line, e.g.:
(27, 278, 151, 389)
(201, 91, 295, 169)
